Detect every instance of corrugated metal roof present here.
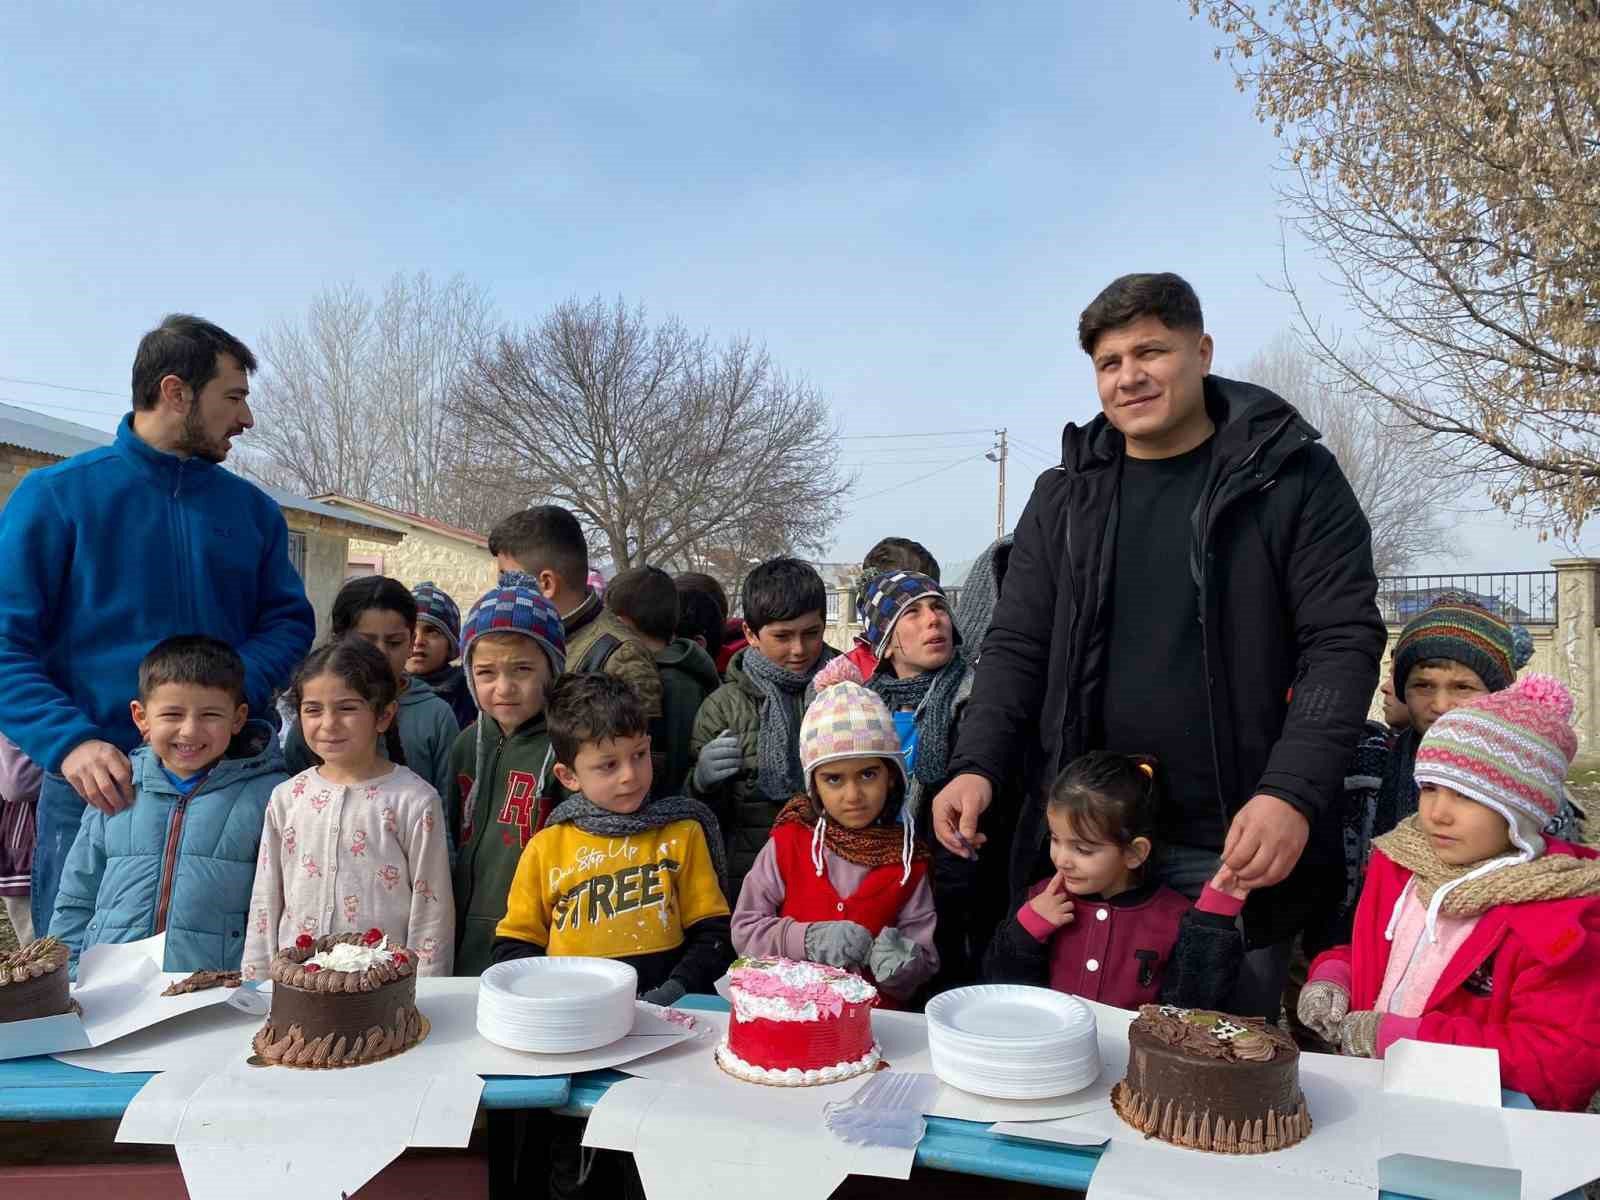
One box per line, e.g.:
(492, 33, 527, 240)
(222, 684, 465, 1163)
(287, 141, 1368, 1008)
(310, 493, 487, 546)
(0, 401, 406, 535)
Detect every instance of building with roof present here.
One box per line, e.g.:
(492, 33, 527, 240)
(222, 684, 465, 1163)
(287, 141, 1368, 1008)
(309, 493, 498, 609)
(0, 402, 404, 638)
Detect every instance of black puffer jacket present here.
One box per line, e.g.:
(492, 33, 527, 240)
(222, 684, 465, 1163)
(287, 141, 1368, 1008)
(949, 376, 1385, 948)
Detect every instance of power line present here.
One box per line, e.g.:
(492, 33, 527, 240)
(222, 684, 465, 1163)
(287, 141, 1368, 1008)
(0, 374, 122, 398)
(1010, 436, 1059, 461)
(850, 452, 989, 503)
(837, 429, 991, 441)
(0, 395, 124, 419)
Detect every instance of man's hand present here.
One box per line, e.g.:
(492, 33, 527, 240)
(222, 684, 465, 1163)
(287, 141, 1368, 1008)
(932, 772, 992, 858)
(61, 739, 133, 814)
(1221, 794, 1309, 888)
(1027, 873, 1076, 929)
(1207, 863, 1250, 901)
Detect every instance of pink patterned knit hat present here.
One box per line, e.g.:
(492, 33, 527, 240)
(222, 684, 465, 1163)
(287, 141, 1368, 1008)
(799, 657, 907, 792)
(1414, 673, 1577, 855)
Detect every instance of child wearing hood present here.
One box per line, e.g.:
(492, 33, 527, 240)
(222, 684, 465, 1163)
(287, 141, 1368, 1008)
(1299, 674, 1600, 1111)
(731, 659, 938, 1005)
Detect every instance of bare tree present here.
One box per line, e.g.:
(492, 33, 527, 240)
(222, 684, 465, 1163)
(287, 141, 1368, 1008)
(1240, 333, 1466, 575)
(454, 297, 851, 569)
(242, 272, 500, 527)
(1192, 0, 1600, 536)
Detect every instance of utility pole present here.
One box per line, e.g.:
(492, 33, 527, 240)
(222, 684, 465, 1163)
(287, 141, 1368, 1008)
(985, 428, 1007, 539)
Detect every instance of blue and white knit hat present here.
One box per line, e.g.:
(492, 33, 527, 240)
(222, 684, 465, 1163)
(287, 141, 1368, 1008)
(860, 570, 959, 658)
(462, 583, 567, 687)
(412, 581, 462, 658)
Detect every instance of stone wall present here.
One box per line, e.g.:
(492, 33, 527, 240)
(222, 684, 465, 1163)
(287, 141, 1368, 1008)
(348, 527, 498, 611)
(0, 446, 54, 508)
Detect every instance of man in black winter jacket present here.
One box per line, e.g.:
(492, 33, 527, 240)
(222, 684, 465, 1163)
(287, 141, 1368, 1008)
(932, 273, 1385, 1020)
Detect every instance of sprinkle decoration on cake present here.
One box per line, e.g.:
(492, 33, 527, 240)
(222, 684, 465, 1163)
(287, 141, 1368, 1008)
(715, 957, 880, 1086)
(0, 937, 73, 1024)
(1112, 1005, 1311, 1154)
(252, 929, 427, 1068)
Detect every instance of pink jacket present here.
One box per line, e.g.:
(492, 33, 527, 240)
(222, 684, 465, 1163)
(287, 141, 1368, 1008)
(1310, 841, 1600, 1111)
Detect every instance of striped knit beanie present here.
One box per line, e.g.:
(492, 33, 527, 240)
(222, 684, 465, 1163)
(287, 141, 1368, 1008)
(799, 658, 907, 792)
(412, 581, 461, 658)
(860, 570, 959, 659)
(1392, 591, 1531, 700)
(461, 583, 567, 691)
(1414, 673, 1577, 858)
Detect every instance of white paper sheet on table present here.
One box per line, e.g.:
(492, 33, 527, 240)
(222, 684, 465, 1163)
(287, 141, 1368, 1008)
(995, 1019, 1600, 1200)
(0, 934, 238, 1061)
(117, 1053, 485, 1200)
(585, 1076, 915, 1200)
(619, 1006, 1124, 1123)
(54, 977, 692, 1077)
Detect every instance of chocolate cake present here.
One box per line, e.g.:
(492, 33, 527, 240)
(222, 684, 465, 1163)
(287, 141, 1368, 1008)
(0, 937, 72, 1024)
(1112, 1005, 1310, 1154)
(252, 930, 427, 1068)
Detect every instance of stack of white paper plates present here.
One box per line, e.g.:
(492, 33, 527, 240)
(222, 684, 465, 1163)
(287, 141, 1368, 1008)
(924, 985, 1099, 1100)
(476, 957, 638, 1053)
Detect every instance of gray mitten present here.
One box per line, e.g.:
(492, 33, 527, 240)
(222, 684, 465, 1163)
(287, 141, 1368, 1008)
(641, 978, 687, 1007)
(1296, 979, 1350, 1043)
(693, 730, 743, 791)
(868, 926, 920, 983)
(803, 920, 873, 970)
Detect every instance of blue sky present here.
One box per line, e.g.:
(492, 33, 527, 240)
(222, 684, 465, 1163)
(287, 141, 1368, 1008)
(0, 1, 1578, 573)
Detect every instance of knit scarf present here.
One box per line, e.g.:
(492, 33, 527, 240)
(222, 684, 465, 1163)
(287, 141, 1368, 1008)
(742, 646, 837, 803)
(772, 794, 930, 871)
(1372, 726, 1420, 839)
(868, 653, 969, 788)
(547, 793, 729, 892)
(1375, 817, 1600, 921)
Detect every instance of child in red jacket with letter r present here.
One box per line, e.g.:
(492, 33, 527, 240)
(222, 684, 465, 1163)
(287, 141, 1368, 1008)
(1299, 674, 1600, 1111)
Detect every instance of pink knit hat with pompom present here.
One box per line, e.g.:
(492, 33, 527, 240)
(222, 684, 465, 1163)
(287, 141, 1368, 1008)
(798, 657, 907, 792)
(1414, 673, 1577, 855)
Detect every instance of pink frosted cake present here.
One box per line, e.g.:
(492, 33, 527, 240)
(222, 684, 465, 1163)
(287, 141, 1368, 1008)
(715, 957, 880, 1086)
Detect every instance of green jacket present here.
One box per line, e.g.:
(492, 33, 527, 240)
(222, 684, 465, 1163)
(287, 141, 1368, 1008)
(653, 637, 721, 798)
(687, 648, 804, 899)
(564, 591, 663, 718)
(449, 714, 562, 977)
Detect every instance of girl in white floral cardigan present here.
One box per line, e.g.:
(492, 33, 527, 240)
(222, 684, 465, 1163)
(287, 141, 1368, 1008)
(244, 638, 454, 979)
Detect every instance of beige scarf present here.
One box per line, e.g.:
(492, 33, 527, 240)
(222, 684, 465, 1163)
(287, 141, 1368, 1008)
(1374, 818, 1600, 921)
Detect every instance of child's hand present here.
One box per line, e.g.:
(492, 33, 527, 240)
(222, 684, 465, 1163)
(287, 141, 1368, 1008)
(1028, 874, 1076, 929)
(1208, 864, 1250, 901)
(804, 920, 873, 970)
(693, 730, 742, 790)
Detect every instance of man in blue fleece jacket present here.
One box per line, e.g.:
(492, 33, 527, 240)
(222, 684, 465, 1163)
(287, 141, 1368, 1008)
(0, 314, 316, 934)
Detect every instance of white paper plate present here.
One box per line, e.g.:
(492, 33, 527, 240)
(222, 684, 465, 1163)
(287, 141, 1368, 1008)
(926, 985, 1095, 1044)
(476, 958, 637, 1053)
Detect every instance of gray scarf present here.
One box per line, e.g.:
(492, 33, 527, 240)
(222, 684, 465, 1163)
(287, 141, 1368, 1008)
(742, 646, 837, 804)
(868, 654, 969, 789)
(546, 793, 729, 892)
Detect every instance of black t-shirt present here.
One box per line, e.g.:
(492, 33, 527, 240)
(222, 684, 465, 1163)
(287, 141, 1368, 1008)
(1100, 437, 1225, 850)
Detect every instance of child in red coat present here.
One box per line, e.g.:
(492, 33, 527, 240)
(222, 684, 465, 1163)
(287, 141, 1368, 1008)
(983, 750, 1246, 1010)
(730, 659, 937, 1004)
(1299, 674, 1600, 1111)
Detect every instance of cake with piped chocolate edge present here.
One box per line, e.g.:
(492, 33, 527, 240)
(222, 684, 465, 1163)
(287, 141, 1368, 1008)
(1112, 1005, 1311, 1154)
(252, 930, 427, 1068)
(716, 957, 880, 1086)
(0, 937, 72, 1023)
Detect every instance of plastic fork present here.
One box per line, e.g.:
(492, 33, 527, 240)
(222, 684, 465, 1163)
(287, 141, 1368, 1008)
(823, 1071, 940, 1148)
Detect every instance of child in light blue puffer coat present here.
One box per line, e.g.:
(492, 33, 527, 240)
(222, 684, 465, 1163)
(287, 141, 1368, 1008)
(50, 636, 287, 974)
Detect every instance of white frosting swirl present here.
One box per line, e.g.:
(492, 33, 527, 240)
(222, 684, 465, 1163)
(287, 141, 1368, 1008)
(308, 937, 395, 972)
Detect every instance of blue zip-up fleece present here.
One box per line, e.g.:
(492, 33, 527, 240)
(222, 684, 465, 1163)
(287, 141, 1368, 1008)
(0, 416, 316, 772)
(50, 720, 288, 974)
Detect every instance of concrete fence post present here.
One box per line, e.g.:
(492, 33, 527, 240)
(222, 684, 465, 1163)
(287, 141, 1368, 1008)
(1551, 558, 1600, 758)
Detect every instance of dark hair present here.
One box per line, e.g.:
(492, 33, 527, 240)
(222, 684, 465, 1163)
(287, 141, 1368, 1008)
(862, 537, 940, 583)
(546, 672, 648, 768)
(674, 572, 730, 626)
(1077, 273, 1204, 356)
(138, 635, 247, 705)
(487, 506, 588, 585)
(289, 637, 406, 767)
(676, 587, 724, 652)
(131, 314, 258, 412)
(1046, 751, 1159, 848)
(741, 557, 826, 633)
(331, 576, 418, 637)
(605, 566, 678, 643)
